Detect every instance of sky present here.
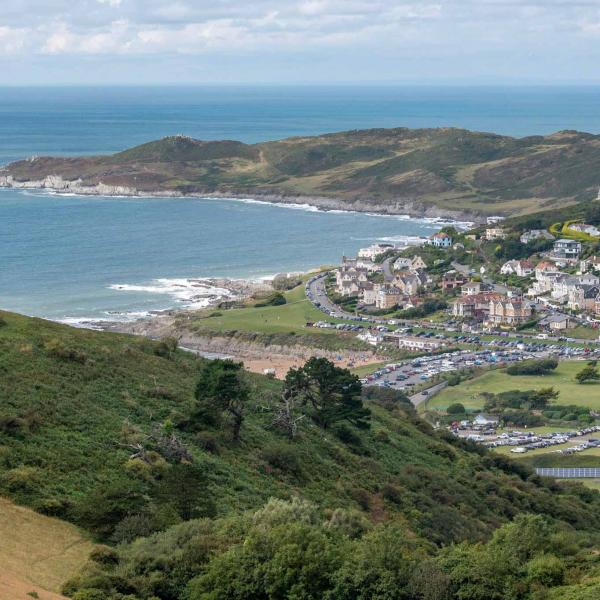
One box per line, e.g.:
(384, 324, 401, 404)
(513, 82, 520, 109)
(2, 0, 600, 85)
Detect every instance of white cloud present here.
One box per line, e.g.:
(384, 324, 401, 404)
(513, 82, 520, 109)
(0, 26, 27, 54)
(2, 1, 600, 82)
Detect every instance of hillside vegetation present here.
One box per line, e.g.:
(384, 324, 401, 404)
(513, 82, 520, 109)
(4, 127, 600, 217)
(1, 310, 600, 598)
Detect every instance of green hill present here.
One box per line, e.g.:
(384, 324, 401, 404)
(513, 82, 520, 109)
(4, 127, 600, 218)
(1, 310, 600, 598)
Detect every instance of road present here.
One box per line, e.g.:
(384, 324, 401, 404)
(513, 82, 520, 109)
(410, 381, 448, 407)
(306, 273, 388, 323)
(382, 256, 395, 281)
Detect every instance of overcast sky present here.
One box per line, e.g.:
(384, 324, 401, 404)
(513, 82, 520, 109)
(2, 0, 600, 85)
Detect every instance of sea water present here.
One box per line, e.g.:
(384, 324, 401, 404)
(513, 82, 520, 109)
(1, 85, 599, 321)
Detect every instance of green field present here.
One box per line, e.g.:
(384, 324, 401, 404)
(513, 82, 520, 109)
(422, 361, 600, 411)
(187, 283, 342, 335)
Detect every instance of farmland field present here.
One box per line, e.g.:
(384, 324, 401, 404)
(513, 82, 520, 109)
(0, 498, 94, 600)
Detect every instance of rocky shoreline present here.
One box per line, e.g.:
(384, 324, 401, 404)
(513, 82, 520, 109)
(0, 173, 482, 224)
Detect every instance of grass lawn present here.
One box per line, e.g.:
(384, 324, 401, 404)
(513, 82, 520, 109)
(570, 479, 600, 491)
(188, 283, 347, 336)
(0, 497, 95, 600)
(422, 361, 600, 411)
(351, 361, 389, 378)
(569, 326, 600, 341)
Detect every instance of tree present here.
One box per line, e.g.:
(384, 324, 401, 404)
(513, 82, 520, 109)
(447, 403, 466, 415)
(506, 358, 558, 376)
(191, 359, 250, 440)
(283, 358, 370, 430)
(575, 365, 600, 384)
(529, 387, 559, 410)
(271, 386, 306, 439)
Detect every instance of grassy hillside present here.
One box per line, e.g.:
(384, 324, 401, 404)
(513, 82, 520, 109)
(1, 309, 600, 534)
(0, 497, 94, 600)
(2, 310, 600, 598)
(5, 127, 600, 217)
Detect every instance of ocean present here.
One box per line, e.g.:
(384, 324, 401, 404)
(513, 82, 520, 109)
(1, 85, 599, 322)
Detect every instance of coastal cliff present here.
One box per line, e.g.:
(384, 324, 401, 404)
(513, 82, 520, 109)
(3, 127, 600, 219)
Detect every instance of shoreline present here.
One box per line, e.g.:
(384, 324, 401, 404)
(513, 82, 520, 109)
(0, 174, 480, 226)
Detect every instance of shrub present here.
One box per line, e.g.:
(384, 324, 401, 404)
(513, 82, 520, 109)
(272, 274, 302, 290)
(526, 554, 565, 586)
(261, 442, 303, 478)
(348, 486, 371, 510)
(381, 483, 403, 505)
(44, 338, 87, 363)
(324, 508, 371, 538)
(333, 424, 362, 447)
(255, 292, 286, 307)
(374, 430, 390, 443)
(506, 358, 558, 376)
(1, 466, 42, 492)
(0, 316, 7, 328)
(89, 546, 119, 567)
(195, 431, 220, 454)
(110, 513, 156, 544)
(153, 336, 178, 359)
(446, 403, 466, 415)
(71, 590, 108, 600)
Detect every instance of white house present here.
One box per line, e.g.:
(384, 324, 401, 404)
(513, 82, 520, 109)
(485, 227, 507, 240)
(393, 257, 412, 270)
(395, 336, 445, 351)
(357, 243, 395, 260)
(410, 255, 427, 270)
(428, 232, 453, 248)
(520, 229, 555, 244)
(569, 223, 600, 237)
(580, 255, 600, 273)
(501, 260, 534, 277)
(552, 239, 582, 261)
(461, 281, 482, 296)
(474, 414, 500, 427)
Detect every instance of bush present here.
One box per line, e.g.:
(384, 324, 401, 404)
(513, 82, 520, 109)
(381, 483, 403, 505)
(255, 292, 286, 307)
(333, 423, 363, 448)
(446, 403, 466, 415)
(348, 486, 371, 510)
(195, 431, 221, 454)
(261, 443, 303, 478)
(71, 590, 108, 600)
(506, 358, 558, 376)
(0, 316, 7, 328)
(1, 466, 42, 492)
(89, 545, 119, 567)
(272, 274, 302, 291)
(154, 336, 178, 359)
(44, 338, 87, 363)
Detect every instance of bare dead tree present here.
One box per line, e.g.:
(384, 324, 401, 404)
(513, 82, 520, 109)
(270, 390, 305, 439)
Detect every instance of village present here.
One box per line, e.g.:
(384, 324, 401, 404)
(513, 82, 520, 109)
(324, 215, 600, 350)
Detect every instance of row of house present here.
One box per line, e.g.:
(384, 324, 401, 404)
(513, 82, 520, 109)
(336, 251, 431, 310)
(452, 291, 532, 328)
